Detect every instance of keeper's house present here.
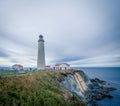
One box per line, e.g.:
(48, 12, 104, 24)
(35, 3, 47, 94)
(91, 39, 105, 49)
(54, 63, 70, 70)
(12, 64, 23, 71)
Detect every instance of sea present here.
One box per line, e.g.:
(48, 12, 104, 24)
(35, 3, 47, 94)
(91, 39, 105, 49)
(78, 67, 120, 106)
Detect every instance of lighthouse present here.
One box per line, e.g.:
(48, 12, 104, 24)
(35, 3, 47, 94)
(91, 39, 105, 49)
(37, 35, 45, 69)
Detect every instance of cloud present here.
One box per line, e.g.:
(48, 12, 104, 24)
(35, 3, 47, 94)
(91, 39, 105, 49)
(0, 50, 10, 58)
(0, 0, 120, 67)
(69, 55, 120, 67)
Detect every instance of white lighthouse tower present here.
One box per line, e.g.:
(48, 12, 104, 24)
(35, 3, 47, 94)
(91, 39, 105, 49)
(37, 35, 45, 69)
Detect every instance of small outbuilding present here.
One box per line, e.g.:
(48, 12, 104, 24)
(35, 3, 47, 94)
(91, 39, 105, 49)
(54, 63, 70, 70)
(45, 65, 51, 70)
(12, 64, 23, 71)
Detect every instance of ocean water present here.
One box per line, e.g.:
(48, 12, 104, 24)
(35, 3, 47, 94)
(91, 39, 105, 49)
(80, 67, 120, 106)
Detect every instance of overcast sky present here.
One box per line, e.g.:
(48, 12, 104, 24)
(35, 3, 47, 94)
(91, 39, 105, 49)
(0, 0, 120, 67)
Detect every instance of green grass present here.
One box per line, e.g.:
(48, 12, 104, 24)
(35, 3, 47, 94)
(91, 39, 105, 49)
(0, 71, 86, 106)
(0, 71, 36, 77)
(0, 73, 15, 77)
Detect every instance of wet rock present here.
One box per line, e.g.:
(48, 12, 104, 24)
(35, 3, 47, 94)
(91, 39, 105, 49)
(105, 87, 117, 91)
(90, 78, 106, 84)
(84, 85, 115, 102)
(88, 100, 98, 106)
(104, 94, 113, 98)
(92, 102, 98, 106)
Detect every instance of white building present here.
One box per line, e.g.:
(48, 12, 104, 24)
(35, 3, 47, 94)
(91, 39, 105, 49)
(54, 63, 70, 70)
(12, 64, 23, 71)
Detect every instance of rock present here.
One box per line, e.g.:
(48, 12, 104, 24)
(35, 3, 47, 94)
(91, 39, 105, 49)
(61, 88, 73, 102)
(90, 78, 106, 84)
(60, 72, 68, 77)
(105, 87, 117, 91)
(92, 102, 98, 106)
(90, 100, 98, 106)
(85, 86, 115, 102)
(105, 94, 113, 98)
(95, 94, 103, 100)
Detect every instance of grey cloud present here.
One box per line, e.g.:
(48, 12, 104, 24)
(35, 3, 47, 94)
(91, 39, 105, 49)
(0, 50, 10, 57)
(51, 56, 86, 63)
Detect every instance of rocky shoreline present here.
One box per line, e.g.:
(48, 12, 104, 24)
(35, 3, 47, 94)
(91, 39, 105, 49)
(86, 78, 117, 105)
(60, 70, 117, 106)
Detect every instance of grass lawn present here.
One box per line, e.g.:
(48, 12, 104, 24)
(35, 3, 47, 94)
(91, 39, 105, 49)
(0, 71, 36, 77)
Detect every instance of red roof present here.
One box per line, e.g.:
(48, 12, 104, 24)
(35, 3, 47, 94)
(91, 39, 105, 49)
(45, 65, 51, 68)
(55, 63, 70, 66)
(13, 64, 23, 67)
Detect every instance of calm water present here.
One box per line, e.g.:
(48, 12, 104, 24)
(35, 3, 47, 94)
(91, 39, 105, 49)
(80, 67, 120, 106)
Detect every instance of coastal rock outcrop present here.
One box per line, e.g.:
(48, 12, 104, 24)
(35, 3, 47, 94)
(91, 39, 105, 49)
(60, 70, 116, 105)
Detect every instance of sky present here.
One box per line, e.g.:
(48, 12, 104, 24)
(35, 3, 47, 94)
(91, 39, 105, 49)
(0, 0, 120, 67)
